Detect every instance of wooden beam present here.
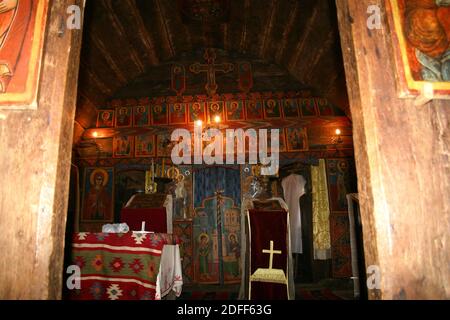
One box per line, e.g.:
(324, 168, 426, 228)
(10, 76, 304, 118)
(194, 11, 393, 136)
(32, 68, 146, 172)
(87, 29, 128, 85)
(336, 0, 450, 299)
(76, 91, 99, 129)
(239, 0, 251, 52)
(154, 0, 175, 57)
(301, 30, 336, 84)
(259, 0, 277, 59)
(288, 2, 320, 71)
(0, 0, 85, 299)
(100, 0, 145, 73)
(122, 0, 160, 66)
(79, 62, 113, 96)
(275, 1, 299, 64)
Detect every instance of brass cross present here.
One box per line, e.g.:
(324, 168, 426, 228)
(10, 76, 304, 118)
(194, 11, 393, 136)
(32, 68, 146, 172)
(189, 48, 234, 96)
(262, 240, 282, 270)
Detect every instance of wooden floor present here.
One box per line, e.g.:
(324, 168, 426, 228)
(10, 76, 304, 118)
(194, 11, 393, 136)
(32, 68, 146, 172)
(179, 279, 356, 300)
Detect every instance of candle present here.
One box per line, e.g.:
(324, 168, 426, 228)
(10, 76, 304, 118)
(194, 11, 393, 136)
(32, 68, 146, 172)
(151, 159, 155, 179)
(161, 158, 165, 178)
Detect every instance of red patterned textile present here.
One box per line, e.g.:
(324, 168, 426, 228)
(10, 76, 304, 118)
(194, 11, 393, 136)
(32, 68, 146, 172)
(69, 232, 178, 300)
(121, 207, 167, 232)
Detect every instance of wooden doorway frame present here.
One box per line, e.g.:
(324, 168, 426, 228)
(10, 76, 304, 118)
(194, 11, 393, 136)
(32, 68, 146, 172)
(0, 1, 85, 299)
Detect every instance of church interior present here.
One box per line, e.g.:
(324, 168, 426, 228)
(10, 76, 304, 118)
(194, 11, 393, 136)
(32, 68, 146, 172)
(0, 0, 448, 301)
(65, 0, 359, 301)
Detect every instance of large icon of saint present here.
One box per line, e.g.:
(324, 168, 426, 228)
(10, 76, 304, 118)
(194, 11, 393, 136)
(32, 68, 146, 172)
(82, 168, 113, 221)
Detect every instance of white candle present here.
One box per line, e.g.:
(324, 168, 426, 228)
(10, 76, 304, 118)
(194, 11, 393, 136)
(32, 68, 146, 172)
(141, 221, 145, 232)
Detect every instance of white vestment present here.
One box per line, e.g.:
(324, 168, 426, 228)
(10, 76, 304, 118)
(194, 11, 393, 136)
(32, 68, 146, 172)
(282, 174, 306, 254)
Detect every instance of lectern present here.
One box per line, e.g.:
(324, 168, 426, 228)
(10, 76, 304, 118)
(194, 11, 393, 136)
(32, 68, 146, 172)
(244, 201, 293, 300)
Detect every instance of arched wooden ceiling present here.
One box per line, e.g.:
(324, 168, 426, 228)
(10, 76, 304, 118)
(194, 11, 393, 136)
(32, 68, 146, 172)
(76, 0, 349, 129)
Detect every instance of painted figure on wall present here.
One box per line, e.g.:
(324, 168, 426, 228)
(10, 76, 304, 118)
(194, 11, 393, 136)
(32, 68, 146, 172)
(133, 106, 149, 126)
(152, 103, 168, 125)
(116, 107, 132, 127)
(403, 0, 450, 81)
(198, 233, 211, 281)
(336, 160, 350, 209)
(317, 98, 334, 116)
(208, 101, 224, 123)
(226, 101, 244, 121)
(0, 0, 19, 47)
(0, 0, 27, 93)
(224, 233, 240, 279)
(299, 98, 317, 117)
(245, 100, 263, 119)
(135, 133, 155, 157)
(113, 135, 133, 158)
(326, 159, 356, 212)
(0, 0, 48, 107)
(286, 127, 308, 151)
(189, 102, 205, 123)
(157, 134, 172, 157)
(82, 168, 113, 221)
(170, 103, 187, 124)
(264, 99, 281, 118)
(282, 99, 299, 118)
(229, 234, 239, 259)
(97, 110, 114, 128)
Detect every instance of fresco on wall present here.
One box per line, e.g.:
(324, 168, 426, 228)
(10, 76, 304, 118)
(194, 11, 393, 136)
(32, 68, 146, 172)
(0, 0, 49, 109)
(97, 110, 115, 128)
(387, 0, 450, 97)
(113, 135, 134, 158)
(133, 105, 150, 126)
(326, 158, 357, 212)
(193, 166, 241, 284)
(81, 167, 114, 222)
(225, 100, 244, 121)
(169, 102, 187, 124)
(115, 107, 132, 127)
(135, 133, 155, 157)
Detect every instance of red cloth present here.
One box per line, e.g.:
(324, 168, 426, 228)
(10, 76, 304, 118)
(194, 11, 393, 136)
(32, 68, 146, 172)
(248, 209, 289, 300)
(121, 208, 167, 233)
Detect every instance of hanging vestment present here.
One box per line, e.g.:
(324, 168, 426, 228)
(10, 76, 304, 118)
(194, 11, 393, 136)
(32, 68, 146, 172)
(311, 159, 331, 260)
(282, 174, 306, 254)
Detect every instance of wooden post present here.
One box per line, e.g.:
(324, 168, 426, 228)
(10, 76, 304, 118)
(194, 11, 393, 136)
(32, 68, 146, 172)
(336, 0, 450, 299)
(0, 1, 84, 299)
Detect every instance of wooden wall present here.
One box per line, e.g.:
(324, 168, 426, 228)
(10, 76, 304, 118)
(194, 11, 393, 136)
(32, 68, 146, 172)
(0, 1, 84, 299)
(337, 0, 450, 299)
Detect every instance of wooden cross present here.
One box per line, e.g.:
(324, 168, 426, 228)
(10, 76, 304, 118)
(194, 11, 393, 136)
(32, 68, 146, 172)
(262, 240, 282, 270)
(189, 48, 234, 97)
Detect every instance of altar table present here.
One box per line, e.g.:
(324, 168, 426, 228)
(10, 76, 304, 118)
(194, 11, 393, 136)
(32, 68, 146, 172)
(69, 232, 182, 300)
